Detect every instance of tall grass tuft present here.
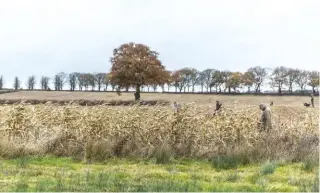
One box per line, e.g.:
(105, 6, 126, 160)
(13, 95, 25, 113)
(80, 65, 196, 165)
(210, 155, 242, 170)
(225, 172, 240, 182)
(312, 170, 319, 192)
(155, 143, 172, 164)
(15, 178, 29, 192)
(260, 161, 277, 175)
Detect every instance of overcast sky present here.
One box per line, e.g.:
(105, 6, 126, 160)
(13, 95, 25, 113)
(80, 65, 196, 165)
(0, 0, 319, 89)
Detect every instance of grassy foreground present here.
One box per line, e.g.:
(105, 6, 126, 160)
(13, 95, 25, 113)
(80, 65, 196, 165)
(0, 156, 318, 192)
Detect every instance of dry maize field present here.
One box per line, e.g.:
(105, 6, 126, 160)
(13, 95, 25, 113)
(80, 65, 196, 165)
(0, 101, 318, 162)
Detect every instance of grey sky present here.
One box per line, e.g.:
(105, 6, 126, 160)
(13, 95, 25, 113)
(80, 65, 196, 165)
(0, 0, 319, 90)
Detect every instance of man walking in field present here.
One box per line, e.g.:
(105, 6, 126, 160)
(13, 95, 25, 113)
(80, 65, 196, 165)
(214, 100, 222, 115)
(173, 101, 181, 114)
(310, 94, 314, 108)
(258, 103, 272, 132)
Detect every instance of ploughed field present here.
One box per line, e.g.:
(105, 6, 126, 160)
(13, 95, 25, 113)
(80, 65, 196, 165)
(0, 91, 318, 191)
(0, 91, 318, 106)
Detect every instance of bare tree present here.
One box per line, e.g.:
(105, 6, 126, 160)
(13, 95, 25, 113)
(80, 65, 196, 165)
(94, 73, 106, 91)
(190, 69, 199, 93)
(68, 72, 78, 91)
(87, 73, 96, 91)
(40, 76, 50, 90)
(53, 74, 61, 91)
(152, 84, 157, 92)
(110, 81, 116, 91)
(270, 66, 289, 94)
(295, 70, 309, 93)
(53, 72, 67, 91)
(198, 72, 205, 92)
(58, 72, 67, 90)
(179, 68, 195, 92)
(13, 76, 20, 90)
(171, 70, 186, 92)
(0, 75, 3, 90)
(103, 74, 109, 91)
(165, 70, 172, 92)
(247, 66, 268, 93)
(308, 71, 320, 94)
(160, 83, 165, 92)
(211, 70, 224, 92)
(201, 69, 215, 92)
(286, 68, 300, 94)
(26, 75, 36, 90)
(221, 71, 233, 93)
(75, 73, 85, 91)
(82, 73, 91, 91)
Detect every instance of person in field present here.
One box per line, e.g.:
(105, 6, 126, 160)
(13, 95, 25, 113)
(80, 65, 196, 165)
(116, 88, 122, 96)
(214, 100, 222, 115)
(258, 103, 272, 132)
(310, 94, 314, 107)
(270, 101, 273, 106)
(173, 101, 181, 114)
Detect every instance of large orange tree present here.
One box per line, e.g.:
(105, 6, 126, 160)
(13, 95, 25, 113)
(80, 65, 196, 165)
(109, 42, 170, 101)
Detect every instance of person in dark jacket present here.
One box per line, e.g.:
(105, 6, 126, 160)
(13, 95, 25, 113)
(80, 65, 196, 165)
(213, 101, 222, 115)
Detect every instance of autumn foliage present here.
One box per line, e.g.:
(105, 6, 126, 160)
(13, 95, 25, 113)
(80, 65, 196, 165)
(109, 42, 170, 100)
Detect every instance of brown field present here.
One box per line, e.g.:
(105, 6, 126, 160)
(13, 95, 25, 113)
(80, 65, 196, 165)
(0, 91, 318, 106)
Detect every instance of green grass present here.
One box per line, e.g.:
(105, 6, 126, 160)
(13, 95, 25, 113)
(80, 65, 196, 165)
(260, 161, 278, 175)
(0, 156, 317, 192)
(210, 155, 244, 171)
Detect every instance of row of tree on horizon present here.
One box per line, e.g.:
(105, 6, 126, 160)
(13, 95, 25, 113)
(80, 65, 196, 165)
(0, 42, 319, 99)
(1, 65, 318, 95)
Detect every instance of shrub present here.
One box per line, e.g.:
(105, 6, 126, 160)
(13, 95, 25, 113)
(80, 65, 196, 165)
(210, 155, 241, 170)
(260, 161, 277, 175)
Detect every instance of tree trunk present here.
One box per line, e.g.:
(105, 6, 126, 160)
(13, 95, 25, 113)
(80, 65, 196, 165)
(134, 84, 141, 101)
(255, 84, 260, 93)
(278, 83, 282, 94)
(289, 84, 292, 94)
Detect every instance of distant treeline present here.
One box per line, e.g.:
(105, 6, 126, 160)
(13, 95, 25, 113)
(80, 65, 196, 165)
(0, 65, 319, 95)
(0, 88, 318, 97)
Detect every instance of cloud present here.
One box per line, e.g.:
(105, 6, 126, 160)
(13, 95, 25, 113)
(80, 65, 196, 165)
(0, 0, 319, 89)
